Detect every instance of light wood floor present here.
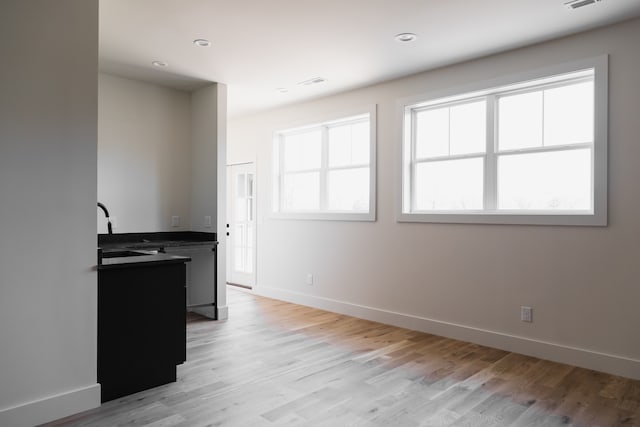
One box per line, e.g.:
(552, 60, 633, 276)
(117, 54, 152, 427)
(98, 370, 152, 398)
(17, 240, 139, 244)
(43, 286, 640, 427)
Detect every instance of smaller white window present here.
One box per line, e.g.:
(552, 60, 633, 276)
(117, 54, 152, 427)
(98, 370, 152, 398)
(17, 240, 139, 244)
(273, 106, 376, 221)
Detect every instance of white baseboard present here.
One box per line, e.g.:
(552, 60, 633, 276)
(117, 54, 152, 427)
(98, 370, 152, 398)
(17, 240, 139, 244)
(253, 286, 640, 380)
(0, 383, 100, 427)
(217, 304, 229, 320)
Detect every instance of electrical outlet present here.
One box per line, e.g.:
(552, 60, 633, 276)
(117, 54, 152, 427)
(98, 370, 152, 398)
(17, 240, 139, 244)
(306, 274, 314, 286)
(171, 216, 180, 227)
(204, 216, 212, 228)
(521, 306, 533, 322)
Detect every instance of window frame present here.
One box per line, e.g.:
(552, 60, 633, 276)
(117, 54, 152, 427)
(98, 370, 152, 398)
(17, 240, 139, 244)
(272, 105, 377, 221)
(397, 56, 608, 226)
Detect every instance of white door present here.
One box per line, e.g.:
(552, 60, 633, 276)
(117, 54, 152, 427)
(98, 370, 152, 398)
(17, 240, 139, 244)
(227, 163, 256, 287)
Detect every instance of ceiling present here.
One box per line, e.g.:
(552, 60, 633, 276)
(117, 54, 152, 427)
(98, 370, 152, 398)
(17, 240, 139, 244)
(99, 0, 640, 119)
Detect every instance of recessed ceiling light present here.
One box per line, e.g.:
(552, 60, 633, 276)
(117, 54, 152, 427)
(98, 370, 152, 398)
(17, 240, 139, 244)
(193, 39, 211, 47)
(151, 60, 168, 67)
(394, 32, 417, 43)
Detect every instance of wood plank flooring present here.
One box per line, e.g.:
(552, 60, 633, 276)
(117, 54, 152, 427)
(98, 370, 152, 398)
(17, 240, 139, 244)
(42, 286, 640, 426)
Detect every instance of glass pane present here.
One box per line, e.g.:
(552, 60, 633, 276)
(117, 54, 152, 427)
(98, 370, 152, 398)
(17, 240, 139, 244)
(498, 149, 591, 210)
(234, 224, 245, 247)
(236, 174, 246, 198)
(247, 173, 254, 197)
(328, 121, 370, 167)
(234, 247, 244, 272)
(498, 91, 543, 150)
(283, 130, 321, 171)
(247, 225, 254, 248)
(327, 167, 370, 211)
(351, 121, 370, 165)
(544, 81, 594, 146)
(246, 250, 253, 274)
(235, 198, 247, 222)
(415, 107, 449, 158)
(328, 125, 351, 167)
(450, 101, 486, 155)
(415, 158, 484, 210)
(283, 172, 320, 211)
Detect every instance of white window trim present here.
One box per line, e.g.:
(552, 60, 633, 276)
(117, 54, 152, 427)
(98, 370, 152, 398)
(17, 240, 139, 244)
(396, 55, 608, 226)
(272, 104, 377, 221)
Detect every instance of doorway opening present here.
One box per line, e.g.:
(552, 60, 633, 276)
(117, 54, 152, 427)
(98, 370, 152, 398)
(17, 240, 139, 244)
(226, 162, 256, 289)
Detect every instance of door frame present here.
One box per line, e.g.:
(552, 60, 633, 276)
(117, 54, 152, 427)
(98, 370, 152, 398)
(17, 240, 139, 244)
(226, 161, 257, 288)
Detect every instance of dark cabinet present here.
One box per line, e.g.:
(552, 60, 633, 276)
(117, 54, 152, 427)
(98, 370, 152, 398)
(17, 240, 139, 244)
(98, 262, 187, 402)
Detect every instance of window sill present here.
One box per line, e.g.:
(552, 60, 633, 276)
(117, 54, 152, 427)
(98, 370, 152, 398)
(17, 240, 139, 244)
(397, 211, 606, 226)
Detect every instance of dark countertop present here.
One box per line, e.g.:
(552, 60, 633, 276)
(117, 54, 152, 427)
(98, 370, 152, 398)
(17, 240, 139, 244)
(97, 231, 216, 269)
(98, 252, 191, 270)
(99, 231, 217, 250)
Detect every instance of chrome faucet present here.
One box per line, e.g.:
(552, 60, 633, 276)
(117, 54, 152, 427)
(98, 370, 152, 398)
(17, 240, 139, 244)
(97, 202, 113, 234)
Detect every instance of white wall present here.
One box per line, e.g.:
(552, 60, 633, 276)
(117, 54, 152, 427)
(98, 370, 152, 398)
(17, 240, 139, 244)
(191, 86, 219, 232)
(228, 18, 640, 379)
(98, 74, 192, 233)
(0, 1, 100, 426)
(191, 84, 228, 319)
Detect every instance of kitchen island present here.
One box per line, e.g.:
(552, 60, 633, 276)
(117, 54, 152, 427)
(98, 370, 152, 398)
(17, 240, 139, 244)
(97, 250, 191, 402)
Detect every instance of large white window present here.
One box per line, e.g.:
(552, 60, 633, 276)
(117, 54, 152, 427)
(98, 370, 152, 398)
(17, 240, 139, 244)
(273, 106, 376, 221)
(399, 56, 607, 226)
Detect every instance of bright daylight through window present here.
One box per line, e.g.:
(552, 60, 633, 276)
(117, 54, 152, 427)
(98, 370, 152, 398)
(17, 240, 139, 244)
(399, 57, 607, 226)
(273, 107, 376, 221)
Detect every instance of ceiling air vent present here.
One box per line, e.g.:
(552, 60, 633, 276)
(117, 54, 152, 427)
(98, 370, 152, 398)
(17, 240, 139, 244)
(298, 77, 327, 86)
(564, 0, 602, 10)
